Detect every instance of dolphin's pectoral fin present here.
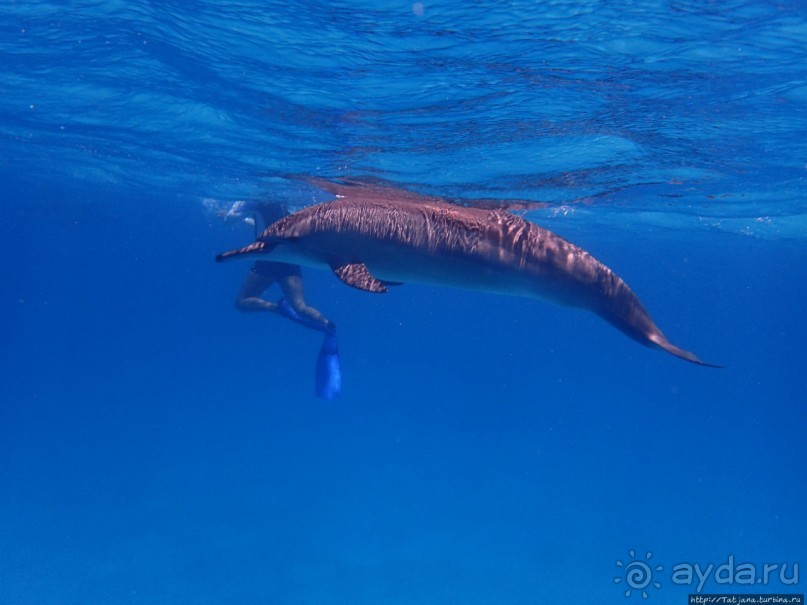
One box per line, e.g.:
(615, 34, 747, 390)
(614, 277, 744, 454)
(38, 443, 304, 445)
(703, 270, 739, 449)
(331, 262, 388, 293)
(381, 280, 404, 287)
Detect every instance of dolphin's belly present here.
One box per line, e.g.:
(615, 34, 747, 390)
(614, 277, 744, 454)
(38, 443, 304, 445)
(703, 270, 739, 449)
(368, 250, 530, 294)
(267, 228, 587, 305)
(336, 237, 553, 297)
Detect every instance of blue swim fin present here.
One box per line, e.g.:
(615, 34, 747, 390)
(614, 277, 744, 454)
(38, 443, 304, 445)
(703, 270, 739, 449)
(315, 333, 342, 400)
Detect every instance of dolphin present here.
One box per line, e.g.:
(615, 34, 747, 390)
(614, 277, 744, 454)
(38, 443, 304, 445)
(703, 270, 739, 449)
(217, 179, 717, 366)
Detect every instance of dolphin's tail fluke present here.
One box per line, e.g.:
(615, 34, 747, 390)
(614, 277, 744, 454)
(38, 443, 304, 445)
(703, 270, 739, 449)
(215, 240, 271, 262)
(593, 275, 720, 368)
(648, 332, 721, 368)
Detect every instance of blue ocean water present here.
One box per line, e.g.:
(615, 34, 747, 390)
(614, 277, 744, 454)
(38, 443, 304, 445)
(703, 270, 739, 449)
(1, 1, 805, 603)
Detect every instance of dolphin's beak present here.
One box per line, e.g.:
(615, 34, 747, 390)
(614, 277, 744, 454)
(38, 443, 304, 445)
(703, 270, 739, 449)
(215, 240, 272, 262)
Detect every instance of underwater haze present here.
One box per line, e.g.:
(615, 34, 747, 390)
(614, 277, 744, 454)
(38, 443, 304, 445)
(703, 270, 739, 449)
(1, 1, 805, 603)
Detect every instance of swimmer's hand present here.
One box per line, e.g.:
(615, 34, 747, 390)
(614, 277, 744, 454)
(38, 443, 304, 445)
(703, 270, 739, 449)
(277, 298, 337, 335)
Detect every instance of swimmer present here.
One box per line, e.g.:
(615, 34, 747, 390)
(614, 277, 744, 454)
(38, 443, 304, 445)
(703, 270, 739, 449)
(219, 200, 340, 398)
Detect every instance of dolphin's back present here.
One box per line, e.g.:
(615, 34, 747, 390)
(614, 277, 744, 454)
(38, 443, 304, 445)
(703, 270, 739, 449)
(268, 197, 485, 255)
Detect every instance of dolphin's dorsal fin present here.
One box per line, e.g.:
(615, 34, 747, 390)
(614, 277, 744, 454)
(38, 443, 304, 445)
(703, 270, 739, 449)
(331, 262, 388, 293)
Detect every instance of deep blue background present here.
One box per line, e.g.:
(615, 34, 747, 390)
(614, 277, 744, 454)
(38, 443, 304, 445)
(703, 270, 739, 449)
(1, 1, 805, 603)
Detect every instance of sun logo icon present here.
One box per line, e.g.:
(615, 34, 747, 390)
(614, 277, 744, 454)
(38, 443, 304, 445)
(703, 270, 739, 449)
(614, 550, 663, 599)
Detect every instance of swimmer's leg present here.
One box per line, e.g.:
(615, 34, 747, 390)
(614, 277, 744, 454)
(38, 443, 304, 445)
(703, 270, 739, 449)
(235, 267, 280, 312)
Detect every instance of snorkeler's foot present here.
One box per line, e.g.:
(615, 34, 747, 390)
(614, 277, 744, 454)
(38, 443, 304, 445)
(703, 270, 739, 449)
(323, 320, 337, 336)
(278, 298, 336, 334)
(278, 297, 301, 321)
